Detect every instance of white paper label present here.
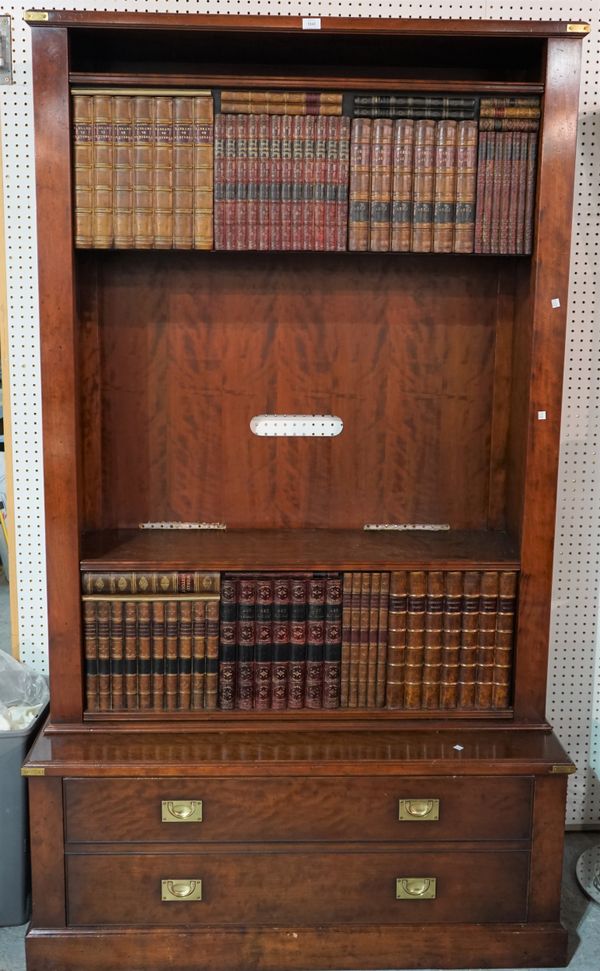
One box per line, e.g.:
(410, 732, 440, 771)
(302, 17, 321, 29)
(551, 297, 561, 309)
(537, 411, 547, 420)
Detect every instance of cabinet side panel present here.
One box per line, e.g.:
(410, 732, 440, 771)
(29, 777, 66, 927)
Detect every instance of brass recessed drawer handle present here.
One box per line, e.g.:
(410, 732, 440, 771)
(161, 879, 202, 901)
(398, 798, 439, 821)
(396, 877, 437, 900)
(161, 799, 203, 823)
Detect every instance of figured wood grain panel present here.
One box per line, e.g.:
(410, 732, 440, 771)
(28, 777, 66, 927)
(528, 775, 567, 921)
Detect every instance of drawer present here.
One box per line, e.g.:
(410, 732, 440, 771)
(66, 847, 530, 926)
(64, 776, 532, 844)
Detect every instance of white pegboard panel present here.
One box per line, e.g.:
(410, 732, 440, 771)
(0, 1, 598, 825)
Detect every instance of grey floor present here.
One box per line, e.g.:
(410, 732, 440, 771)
(0, 833, 599, 970)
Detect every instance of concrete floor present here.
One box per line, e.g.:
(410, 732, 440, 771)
(0, 832, 599, 970)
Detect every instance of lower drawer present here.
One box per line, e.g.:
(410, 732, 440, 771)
(66, 847, 529, 926)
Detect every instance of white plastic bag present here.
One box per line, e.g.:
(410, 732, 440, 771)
(0, 651, 49, 730)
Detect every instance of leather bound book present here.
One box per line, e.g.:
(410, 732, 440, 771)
(213, 113, 226, 250)
(81, 570, 220, 595)
(390, 119, 414, 253)
(369, 118, 393, 252)
(302, 114, 316, 251)
(410, 119, 436, 252)
(432, 119, 458, 254)
(476, 572, 499, 708)
(357, 572, 372, 707)
(83, 601, 98, 711)
(422, 571, 444, 708)
(480, 105, 541, 120)
(151, 601, 165, 710)
(366, 572, 381, 707)
(173, 97, 194, 249)
(224, 113, 237, 250)
(246, 113, 259, 250)
(113, 96, 134, 248)
(340, 573, 353, 707)
(235, 113, 249, 250)
(291, 115, 305, 251)
(474, 131, 488, 253)
(348, 571, 362, 707)
(254, 578, 273, 711)
(323, 575, 343, 709)
(480, 132, 496, 254)
(313, 114, 328, 251)
(288, 577, 307, 709)
(164, 601, 179, 711)
(404, 571, 426, 709)
(72, 94, 94, 248)
(458, 571, 480, 708)
(348, 118, 372, 251)
(280, 115, 293, 250)
(124, 600, 138, 711)
(137, 601, 151, 710)
(272, 576, 291, 710)
(493, 571, 518, 709)
(354, 95, 477, 120)
(375, 571, 390, 708)
(524, 131, 539, 254)
(236, 578, 256, 710)
(258, 113, 271, 251)
(439, 571, 462, 708)
(154, 97, 174, 248)
(220, 91, 343, 114)
(336, 115, 351, 251)
(92, 94, 114, 248)
(109, 600, 124, 710)
(499, 133, 514, 254)
(193, 95, 214, 250)
(453, 120, 478, 254)
(205, 600, 220, 710)
(177, 600, 192, 709)
(218, 577, 237, 710)
(507, 132, 522, 253)
(324, 116, 340, 251)
(133, 96, 156, 248)
(480, 118, 540, 132)
(480, 96, 540, 109)
(191, 600, 206, 709)
(515, 131, 528, 254)
(489, 133, 504, 254)
(269, 114, 283, 250)
(385, 571, 408, 709)
(305, 577, 326, 708)
(97, 601, 111, 712)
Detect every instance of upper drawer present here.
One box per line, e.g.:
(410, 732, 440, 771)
(64, 776, 532, 843)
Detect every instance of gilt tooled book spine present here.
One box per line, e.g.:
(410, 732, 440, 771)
(236, 578, 256, 710)
(474, 131, 488, 253)
(515, 132, 528, 254)
(507, 132, 523, 253)
(164, 601, 179, 712)
(375, 571, 390, 708)
(137, 601, 151, 710)
(205, 599, 220, 710)
(151, 601, 165, 709)
(305, 577, 326, 708)
(73, 94, 94, 248)
(113, 96, 134, 249)
(355, 95, 476, 108)
(84, 601, 98, 711)
(81, 571, 220, 595)
(288, 577, 307, 709)
(366, 572, 381, 707)
(97, 601, 111, 712)
(390, 119, 414, 253)
(432, 120, 457, 254)
(385, 571, 407, 709)
(254, 578, 273, 711)
(422, 572, 444, 709)
(499, 133, 514, 255)
(404, 571, 426, 709)
(269, 114, 283, 250)
(291, 115, 305, 251)
(369, 119, 393, 253)
(410, 119, 436, 253)
(480, 106, 541, 119)
(109, 600, 124, 710)
(173, 97, 194, 249)
(220, 91, 343, 114)
(223, 113, 237, 251)
(439, 571, 462, 709)
(476, 572, 499, 708)
(218, 577, 236, 710)
(479, 118, 540, 132)
(353, 95, 477, 121)
(246, 113, 259, 250)
(336, 116, 351, 251)
(339, 573, 353, 708)
(235, 112, 249, 251)
(190, 600, 206, 710)
(324, 116, 341, 252)
(121, 600, 138, 710)
(313, 114, 328, 251)
(280, 114, 293, 251)
(178, 600, 193, 710)
(452, 120, 478, 254)
(357, 572, 372, 707)
(213, 113, 226, 250)
(523, 131, 538, 255)
(482, 97, 540, 109)
(133, 96, 155, 248)
(272, 577, 291, 710)
(492, 571, 517, 709)
(154, 97, 174, 249)
(323, 575, 343, 709)
(302, 115, 316, 251)
(193, 95, 214, 250)
(258, 113, 271, 251)
(92, 94, 114, 248)
(489, 133, 504, 254)
(348, 118, 372, 252)
(457, 571, 480, 708)
(347, 571, 362, 707)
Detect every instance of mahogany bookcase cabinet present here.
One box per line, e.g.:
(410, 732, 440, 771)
(23, 10, 588, 971)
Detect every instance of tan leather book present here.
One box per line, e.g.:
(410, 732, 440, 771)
(369, 119, 393, 252)
(191, 600, 207, 709)
(92, 94, 114, 247)
(83, 600, 98, 711)
(457, 570, 480, 708)
(204, 599, 219, 709)
(339, 572, 353, 707)
(385, 571, 408, 709)
(137, 601, 151, 710)
(410, 119, 436, 252)
(357, 572, 372, 707)
(422, 571, 444, 708)
(390, 119, 414, 252)
(404, 571, 426, 708)
(133, 95, 156, 247)
(476, 572, 499, 708)
(124, 601, 138, 710)
(177, 600, 192, 709)
(108, 600, 124, 710)
(432, 120, 458, 253)
(348, 118, 372, 251)
(439, 571, 462, 708)
(193, 95, 214, 249)
(164, 601, 179, 711)
(97, 601, 111, 712)
(347, 571, 362, 707)
(173, 97, 194, 248)
(453, 120, 478, 254)
(375, 571, 390, 708)
(366, 572, 381, 707)
(113, 95, 134, 248)
(72, 94, 94, 247)
(151, 601, 165, 710)
(154, 96, 174, 248)
(492, 571, 518, 709)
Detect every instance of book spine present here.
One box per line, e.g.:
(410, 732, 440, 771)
(258, 113, 271, 251)
(272, 577, 291, 709)
(109, 600, 124, 710)
(356, 572, 372, 707)
(375, 571, 390, 708)
(81, 570, 220, 595)
(480, 106, 541, 119)
(302, 115, 316, 251)
(191, 599, 206, 709)
(164, 601, 179, 711)
(288, 577, 307, 709)
(305, 577, 326, 708)
(133, 96, 155, 248)
(177, 600, 192, 709)
(124, 600, 138, 711)
(324, 116, 340, 251)
(355, 95, 477, 110)
(458, 571, 480, 708)
(137, 601, 151, 709)
(476, 572, 499, 708)
(410, 119, 436, 253)
(269, 114, 283, 250)
(339, 572, 353, 707)
(523, 131, 538, 255)
(452, 120, 478, 254)
(439, 571, 462, 708)
(221, 92, 343, 113)
(151, 601, 165, 709)
(224, 113, 237, 251)
(92, 94, 114, 248)
(154, 97, 174, 249)
(291, 115, 305, 250)
(355, 107, 476, 120)
(390, 119, 414, 253)
(112, 95, 134, 249)
(280, 115, 293, 250)
(348, 118, 372, 251)
(97, 601, 111, 711)
(479, 118, 540, 132)
(323, 575, 343, 708)
(385, 571, 407, 709)
(213, 113, 226, 250)
(254, 578, 273, 711)
(481, 131, 496, 254)
(404, 572, 426, 709)
(235, 578, 255, 710)
(507, 132, 522, 254)
(369, 119, 393, 252)
(492, 571, 517, 709)
(83, 600, 98, 711)
(481, 97, 540, 109)
(193, 95, 214, 250)
(173, 97, 194, 249)
(366, 572, 381, 707)
(499, 132, 514, 254)
(336, 116, 351, 251)
(205, 599, 220, 710)
(422, 572, 443, 708)
(432, 119, 457, 254)
(73, 94, 94, 247)
(474, 131, 488, 254)
(246, 113, 259, 250)
(348, 572, 362, 707)
(313, 115, 328, 251)
(235, 112, 249, 250)
(489, 133, 504, 254)
(218, 577, 237, 709)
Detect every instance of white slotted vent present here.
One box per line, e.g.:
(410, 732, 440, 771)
(1, 0, 598, 826)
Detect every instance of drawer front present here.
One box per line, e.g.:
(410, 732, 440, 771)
(66, 848, 529, 926)
(64, 776, 532, 843)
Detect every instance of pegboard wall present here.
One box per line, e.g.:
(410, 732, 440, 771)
(1, 0, 598, 826)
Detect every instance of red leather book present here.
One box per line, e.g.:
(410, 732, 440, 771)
(204, 599, 219, 710)
(269, 115, 283, 250)
(213, 113, 226, 250)
(357, 572, 372, 707)
(339, 572, 353, 707)
(348, 571, 362, 707)
(302, 114, 316, 250)
(305, 577, 326, 708)
(218, 576, 237, 709)
(324, 116, 340, 251)
(257, 113, 271, 250)
(523, 131, 538, 254)
(272, 577, 291, 709)
(191, 600, 206, 710)
(288, 577, 307, 709)
(336, 115, 351, 251)
(254, 578, 273, 710)
(499, 133, 514, 254)
(474, 130, 488, 253)
(235, 112, 248, 250)
(236, 577, 256, 710)
(323, 575, 343, 709)
(313, 114, 328, 251)
(348, 117, 372, 251)
(489, 133, 504, 253)
(223, 113, 237, 250)
(280, 115, 293, 250)
(291, 115, 305, 250)
(246, 113, 259, 250)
